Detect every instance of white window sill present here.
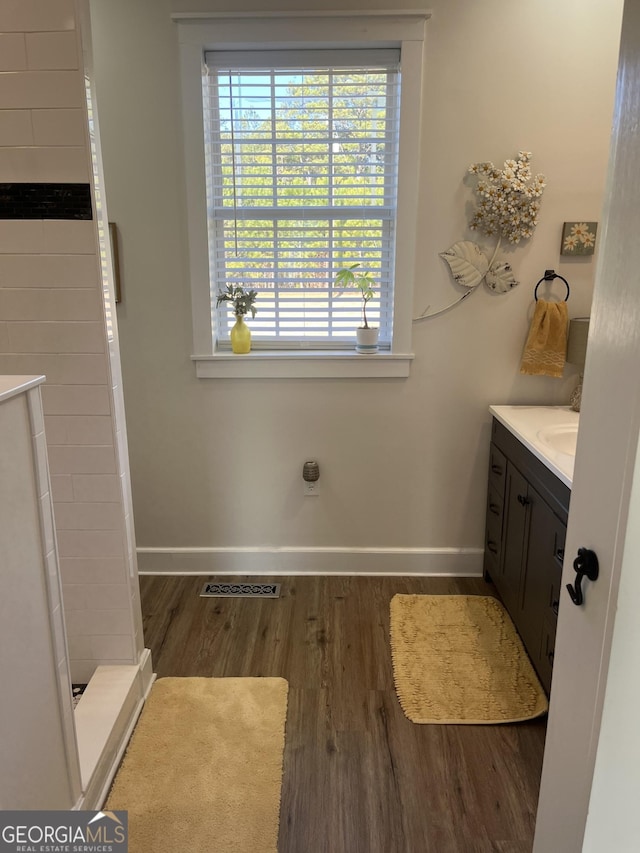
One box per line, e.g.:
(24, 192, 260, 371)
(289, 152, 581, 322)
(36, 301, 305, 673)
(192, 350, 414, 379)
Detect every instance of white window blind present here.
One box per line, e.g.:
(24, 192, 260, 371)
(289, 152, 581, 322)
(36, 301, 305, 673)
(203, 49, 401, 349)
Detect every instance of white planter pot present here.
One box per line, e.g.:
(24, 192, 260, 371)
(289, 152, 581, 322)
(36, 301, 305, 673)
(356, 327, 379, 354)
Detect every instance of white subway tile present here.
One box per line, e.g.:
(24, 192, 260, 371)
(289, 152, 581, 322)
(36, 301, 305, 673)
(42, 384, 110, 416)
(43, 220, 96, 255)
(51, 473, 73, 501)
(72, 474, 121, 503)
(91, 635, 134, 661)
(56, 529, 125, 559)
(0, 353, 108, 384)
(89, 584, 130, 611)
(0, 109, 33, 145)
(32, 107, 85, 146)
(0, 34, 27, 71)
(43, 415, 67, 444)
(0, 220, 44, 253)
(0, 145, 88, 182)
(67, 634, 92, 659)
(7, 321, 105, 353)
(59, 556, 127, 585)
(45, 414, 113, 445)
(54, 502, 123, 531)
(0, 70, 83, 109)
(69, 660, 97, 683)
(65, 607, 132, 636)
(61, 583, 86, 610)
(26, 31, 78, 71)
(0, 1, 75, 33)
(0, 288, 101, 321)
(47, 443, 116, 475)
(0, 253, 99, 287)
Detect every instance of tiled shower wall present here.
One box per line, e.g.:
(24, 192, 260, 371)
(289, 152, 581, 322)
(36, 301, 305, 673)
(0, 0, 144, 683)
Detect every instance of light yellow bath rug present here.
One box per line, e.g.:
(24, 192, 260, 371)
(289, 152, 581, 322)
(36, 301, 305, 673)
(106, 676, 288, 852)
(390, 595, 548, 724)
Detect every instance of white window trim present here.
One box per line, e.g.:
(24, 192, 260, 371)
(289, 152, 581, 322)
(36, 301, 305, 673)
(176, 11, 428, 379)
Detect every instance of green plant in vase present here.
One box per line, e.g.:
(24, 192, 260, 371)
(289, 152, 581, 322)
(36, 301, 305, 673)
(334, 263, 379, 353)
(216, 284, 258, 354)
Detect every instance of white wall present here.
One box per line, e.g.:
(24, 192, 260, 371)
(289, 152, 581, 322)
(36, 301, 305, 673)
(0, 0, 145, 680)
(89, 0, 622, 570)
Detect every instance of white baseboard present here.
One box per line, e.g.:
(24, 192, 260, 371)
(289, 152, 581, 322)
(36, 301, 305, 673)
(137, 547, 484, 577)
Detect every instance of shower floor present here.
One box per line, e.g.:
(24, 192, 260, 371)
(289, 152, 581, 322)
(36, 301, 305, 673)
(72, 683, 87, 709)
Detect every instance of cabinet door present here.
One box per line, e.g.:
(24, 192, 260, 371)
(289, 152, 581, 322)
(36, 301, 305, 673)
(483, 442, 507, 582)
(484, 483, 504, 581)
(518, 485, 566, 687)
(499, 462, 530, 623)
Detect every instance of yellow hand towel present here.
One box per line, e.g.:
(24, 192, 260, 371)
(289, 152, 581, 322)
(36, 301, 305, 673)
(520, 299, 569, 378)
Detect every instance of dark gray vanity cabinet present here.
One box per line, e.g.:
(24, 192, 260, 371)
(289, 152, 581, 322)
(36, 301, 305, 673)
(483, 418, 570, 694)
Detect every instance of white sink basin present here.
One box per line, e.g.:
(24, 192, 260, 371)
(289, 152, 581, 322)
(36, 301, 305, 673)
(537, 424, 579, 457)
(489, 406, 580, 488)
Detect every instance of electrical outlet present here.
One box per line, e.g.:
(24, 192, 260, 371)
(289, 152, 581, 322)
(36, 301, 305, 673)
(303, 480, 320, 496)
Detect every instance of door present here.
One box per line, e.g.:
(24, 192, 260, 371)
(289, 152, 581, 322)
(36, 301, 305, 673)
(533, 2, 640, 849)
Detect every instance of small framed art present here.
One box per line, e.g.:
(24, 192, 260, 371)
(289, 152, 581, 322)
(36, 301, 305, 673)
(561, 221, 597, 256)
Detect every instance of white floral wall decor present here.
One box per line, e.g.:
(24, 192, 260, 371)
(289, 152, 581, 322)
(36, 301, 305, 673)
(440, 151, 546, 294)
(561, 221, 597, 255)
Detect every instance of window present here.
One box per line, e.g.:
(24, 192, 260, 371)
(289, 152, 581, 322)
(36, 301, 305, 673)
(176, 13, 427, 377)
(203, 50, 400, 350)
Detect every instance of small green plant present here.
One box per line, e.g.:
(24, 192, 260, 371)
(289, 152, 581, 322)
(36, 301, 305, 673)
(216, 284, 258, 318)
(334, 263, 376, 329)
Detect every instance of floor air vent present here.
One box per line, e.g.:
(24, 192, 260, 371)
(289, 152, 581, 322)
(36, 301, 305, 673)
(200, 582, 281, 599)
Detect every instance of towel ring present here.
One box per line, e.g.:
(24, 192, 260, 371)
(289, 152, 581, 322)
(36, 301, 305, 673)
(534, 269, 570, 302)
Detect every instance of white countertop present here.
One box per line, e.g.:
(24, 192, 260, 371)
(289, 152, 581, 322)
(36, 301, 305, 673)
(489, 405, 579, 489)
(0, 375, 45, 404)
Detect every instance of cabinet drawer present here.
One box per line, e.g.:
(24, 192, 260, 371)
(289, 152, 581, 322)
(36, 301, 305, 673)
(487, 484, 504, 523)
(485, 485, 503, 559)
(546, 529, 565, 624)
(488, 443, 507, 494)
(537, 620, 557, 694)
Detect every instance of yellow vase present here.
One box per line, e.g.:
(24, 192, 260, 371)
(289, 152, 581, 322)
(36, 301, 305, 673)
(230, 314, 251, 354)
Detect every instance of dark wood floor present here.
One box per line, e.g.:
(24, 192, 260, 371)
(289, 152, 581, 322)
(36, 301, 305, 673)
(140, 575, 546, 853)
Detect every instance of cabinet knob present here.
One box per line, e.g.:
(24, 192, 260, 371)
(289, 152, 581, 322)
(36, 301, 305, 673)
(489, 502, 500, 516)
(517, 493, 530, 506)
(487, 540, 498, 555)
(551, 600, 559, 616)
(491, 464, 503, 475)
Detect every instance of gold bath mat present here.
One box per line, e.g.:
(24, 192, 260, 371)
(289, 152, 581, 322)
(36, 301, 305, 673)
(106, 677, 288, 852)
(390, 595, 548, 724)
